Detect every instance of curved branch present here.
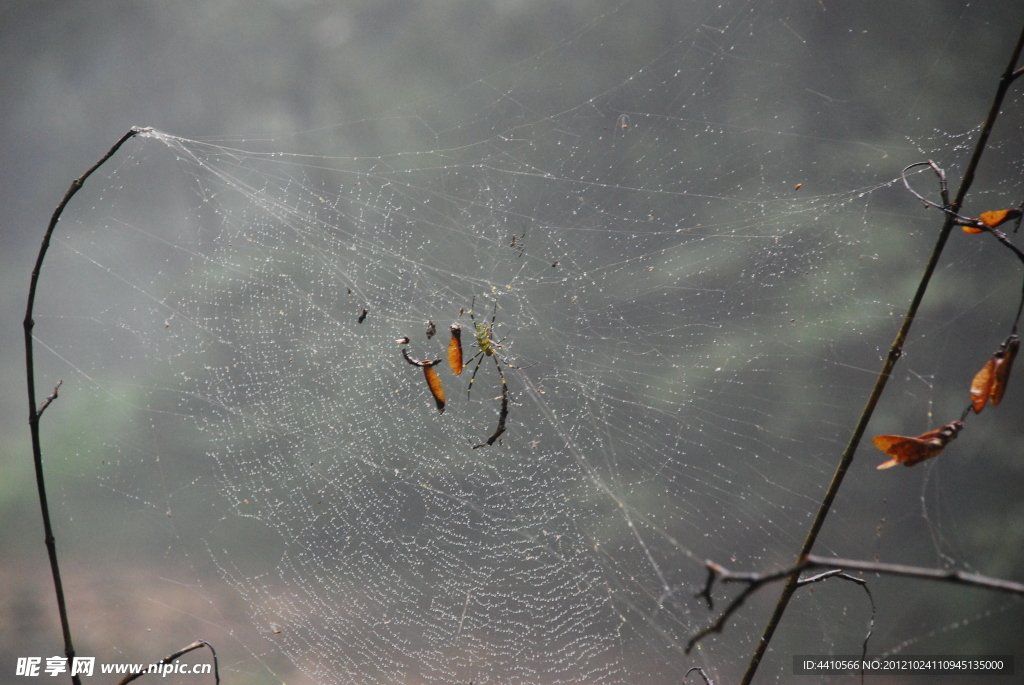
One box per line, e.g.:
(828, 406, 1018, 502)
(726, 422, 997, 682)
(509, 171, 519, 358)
(901, 160, 952, 212)
(692, 555, 1024, 654)
(23, 126, 149, 685)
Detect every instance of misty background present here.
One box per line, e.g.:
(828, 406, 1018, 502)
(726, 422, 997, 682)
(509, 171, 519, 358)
(3, 2, 1024, 684)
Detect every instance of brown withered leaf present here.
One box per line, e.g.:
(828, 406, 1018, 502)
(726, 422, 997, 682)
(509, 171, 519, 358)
(989, 335, 1020, 406)
(873, 421, 964, 470)
(448, 324, 464, 376)
(402, 348, 446, 413)
(970, 357, 996, 413)
(970, 334, 1020, 412)
(422, 365, 446, 413)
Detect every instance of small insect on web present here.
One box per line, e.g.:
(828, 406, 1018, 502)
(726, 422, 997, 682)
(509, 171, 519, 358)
(509, 226, 527, 258)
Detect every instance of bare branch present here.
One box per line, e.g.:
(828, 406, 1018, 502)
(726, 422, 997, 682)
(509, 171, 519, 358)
(805, 555, 1024, 595)
(692, 555, 1024, 654)
(24, 127, 149, 685)
(901, 160, 952, 212)
(687, 562, 798, 653)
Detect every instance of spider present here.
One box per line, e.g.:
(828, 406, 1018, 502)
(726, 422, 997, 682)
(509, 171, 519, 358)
(464, 297, 509, 402)
(463, 297, 511, 449)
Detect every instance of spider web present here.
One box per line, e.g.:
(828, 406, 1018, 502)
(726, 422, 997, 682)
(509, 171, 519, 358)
(32, 3, 1024, 684)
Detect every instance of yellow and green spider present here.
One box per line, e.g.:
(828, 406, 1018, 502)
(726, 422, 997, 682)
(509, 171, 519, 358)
(463, 297, 510, 448)
(464, 297, 508, 400)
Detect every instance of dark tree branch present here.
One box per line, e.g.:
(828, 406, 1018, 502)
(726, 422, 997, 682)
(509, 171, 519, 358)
(23, 126, 149, 685)
(688, 563, 793, 653)
(739, 23, 1024, 685)
(805, 555, 1024, 594)
(692, 555, 1024, 654)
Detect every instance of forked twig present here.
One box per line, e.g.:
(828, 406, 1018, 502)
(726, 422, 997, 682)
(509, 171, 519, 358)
(116, 640, 219, 685)
(693, 555, 1024, 654)
(904, 165, 1024, 333)
(739, 24, 1024, 685)
(689, 562, 794, 653)
(23, 126, 150, 685)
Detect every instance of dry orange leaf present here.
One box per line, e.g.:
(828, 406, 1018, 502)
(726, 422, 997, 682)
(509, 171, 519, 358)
(970, 334, 1020, 412)
(979, 208, 1021, 227)
(990, 336, 1020, 405)
(970, 357, 997, 413)
(448, 324, 464, 376)
(402, 348, 446, 413)
(423, 365, 446, 413)
(873, 420, 963, 470)
(963, 208, 1023, 234)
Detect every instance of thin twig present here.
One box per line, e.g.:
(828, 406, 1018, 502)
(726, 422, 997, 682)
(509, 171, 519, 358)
(37, 380, 63, 418)
(23, 126, 149, 685)
(116, 640, 219, 685)
(684, 666, 714, 685)
(688, 563, 794, 653)
(805, 555, 1024, 594)
(693, 554, 1024, 654)
(797, 570, 875, 685)
(901, 161, 951, 212)
(966, 225, 1024, 330)
(739, 24, 1024, 685)
(903, 168, 1024, 330)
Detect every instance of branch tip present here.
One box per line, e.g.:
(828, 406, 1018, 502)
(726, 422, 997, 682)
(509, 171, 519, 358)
(37, 380, 63, 417)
